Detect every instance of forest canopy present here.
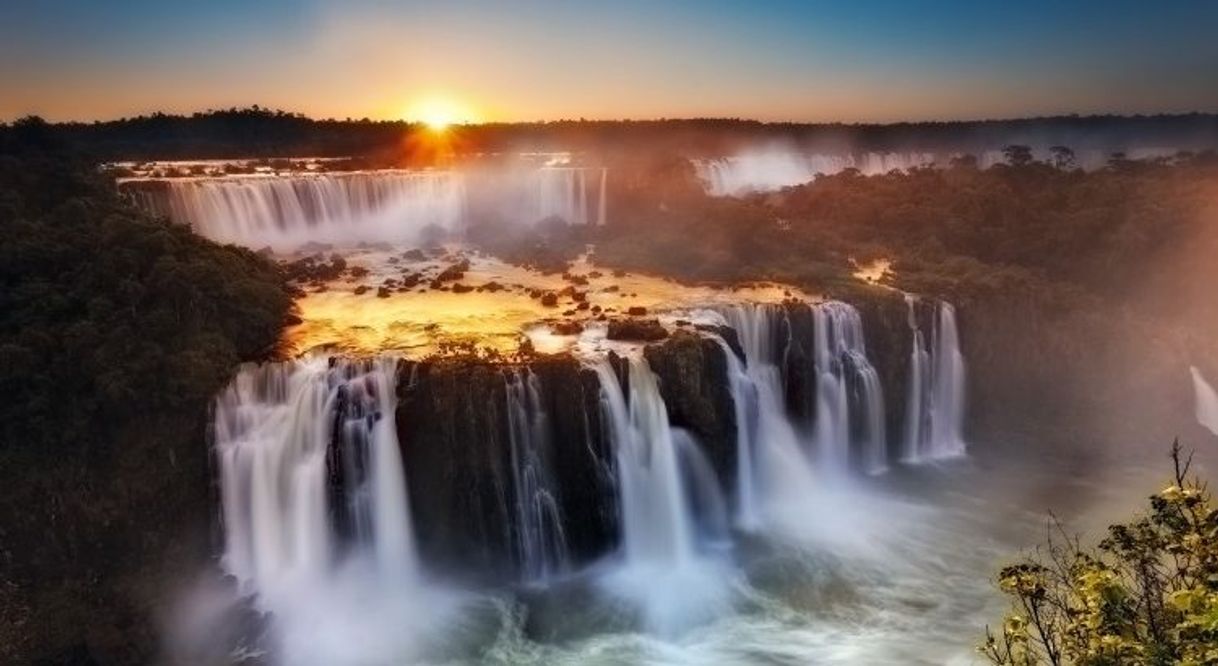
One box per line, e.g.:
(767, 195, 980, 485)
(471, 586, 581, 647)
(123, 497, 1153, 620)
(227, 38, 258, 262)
(0, 117, 293, 455)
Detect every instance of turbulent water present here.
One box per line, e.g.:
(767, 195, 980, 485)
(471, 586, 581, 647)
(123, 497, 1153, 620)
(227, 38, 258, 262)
(128, 166, 608, 249)
(200, 296, 998, 664)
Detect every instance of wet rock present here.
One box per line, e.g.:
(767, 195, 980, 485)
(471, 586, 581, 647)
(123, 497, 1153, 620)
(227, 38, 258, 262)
(552, 320, 583, 336)
(643, 331, 737, 490)
(397, 356, 616, 581)
(540, 292, 559, 307)
(451, 283, 474, 294)
(434, 259, 471, 283)
(354, 285, 370, 296)
(626, 306, 648, 316)
(376, 286, 391, 298)
(607, 318, 668, 341)
(401, 249, 428, 262)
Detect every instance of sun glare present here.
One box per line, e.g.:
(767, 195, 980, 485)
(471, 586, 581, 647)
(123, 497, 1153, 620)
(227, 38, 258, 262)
(405, 96, 476, 131)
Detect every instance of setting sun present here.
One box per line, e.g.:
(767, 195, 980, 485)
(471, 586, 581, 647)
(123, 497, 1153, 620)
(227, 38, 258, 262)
(404, 95, 476, 131)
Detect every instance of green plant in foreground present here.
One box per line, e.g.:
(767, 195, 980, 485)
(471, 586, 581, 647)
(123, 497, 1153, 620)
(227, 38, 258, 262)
(983, 442, 1218, 665)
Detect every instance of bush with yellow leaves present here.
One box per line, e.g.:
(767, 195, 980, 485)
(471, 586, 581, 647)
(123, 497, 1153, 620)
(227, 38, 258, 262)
(983, 442, 1218, 665)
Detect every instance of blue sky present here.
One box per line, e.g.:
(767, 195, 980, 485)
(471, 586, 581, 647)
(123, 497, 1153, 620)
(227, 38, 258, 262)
(2, 0, 1216, 122)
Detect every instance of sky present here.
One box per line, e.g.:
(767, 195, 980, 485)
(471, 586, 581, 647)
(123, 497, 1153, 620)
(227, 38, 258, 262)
(2, 0, 1217, 124)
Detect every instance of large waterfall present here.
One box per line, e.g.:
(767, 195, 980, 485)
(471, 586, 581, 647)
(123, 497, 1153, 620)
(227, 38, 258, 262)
(128, 166, 608, 249)
(214, 356, 417, 592)
(903, 297, 967, 461)
(157, 172, 467, 249)
(207, 293, 971, 658)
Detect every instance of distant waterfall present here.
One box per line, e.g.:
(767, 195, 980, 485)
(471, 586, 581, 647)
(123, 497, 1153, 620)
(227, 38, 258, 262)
(694, 152, 937, 196)
(162, 172, 468, 250)
(903, 298, 967, 461)
(536, 167, 605, 226)
(1191, 367, 1218, 437)
(214, 356, 417, 596)
(127, 166, 609, 250)
(504, 368, 569, 581)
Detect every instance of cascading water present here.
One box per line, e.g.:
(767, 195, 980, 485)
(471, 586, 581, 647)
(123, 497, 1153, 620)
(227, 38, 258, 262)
(504, 368, 569, 582)
(903, 297, 967, 461)
(214, 355, 417, 592)
(212, 356, 467, 665)
(811, 302, 887, 474)
(717, 304, 818, 524)
(592, 354, 732, 634)
(1191, 366, 1218, 437)
(694, 151, 938, 196)
(593, 355, 694, 567)
(163, 172, 468, 250)
(127, 166, 609, 250)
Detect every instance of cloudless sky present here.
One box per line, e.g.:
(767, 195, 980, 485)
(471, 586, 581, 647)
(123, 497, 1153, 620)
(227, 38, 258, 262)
(2, 0, 1217, 123)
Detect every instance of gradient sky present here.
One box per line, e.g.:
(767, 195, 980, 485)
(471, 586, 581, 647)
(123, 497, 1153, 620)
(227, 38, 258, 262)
(2, 0, 1217, 123)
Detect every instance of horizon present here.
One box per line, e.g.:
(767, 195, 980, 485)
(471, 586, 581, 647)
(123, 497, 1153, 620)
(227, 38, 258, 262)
(12, 106, 1218, 127)
(4, 1, 1218, 124)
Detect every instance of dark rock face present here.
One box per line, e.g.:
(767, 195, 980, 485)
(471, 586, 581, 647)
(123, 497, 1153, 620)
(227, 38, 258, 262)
(782, 304, 817, 428)
(853, 290, 917, 460)
(528, 356, 619, 564)
(607, 318, 669, 341)
(396, 360, 515, 580)
(395, 355, 617, 582)
(644, 332, 738, 493)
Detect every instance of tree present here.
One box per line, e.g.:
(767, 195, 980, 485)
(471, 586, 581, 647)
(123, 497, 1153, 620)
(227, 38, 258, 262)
(1003, 144, 1035, 167)
(1050, 146, 1076, 170)
(982, 443, 1218, 665)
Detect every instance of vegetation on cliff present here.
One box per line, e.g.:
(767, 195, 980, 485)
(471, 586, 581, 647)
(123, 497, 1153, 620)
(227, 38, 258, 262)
(0, 117, 293, 663)
(983, 444, 1218, 665)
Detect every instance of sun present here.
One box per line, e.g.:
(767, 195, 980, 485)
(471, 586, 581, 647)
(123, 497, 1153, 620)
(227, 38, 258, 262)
(405, 96, 476, 132)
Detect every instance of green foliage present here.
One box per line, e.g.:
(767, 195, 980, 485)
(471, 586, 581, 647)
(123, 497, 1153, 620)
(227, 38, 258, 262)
(983, 444, 1218, 665)
(0, 124, 293, 453)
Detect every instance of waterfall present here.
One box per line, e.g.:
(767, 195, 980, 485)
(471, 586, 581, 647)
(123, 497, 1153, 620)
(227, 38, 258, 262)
(903, 298, 967, 461)
(693, 152, 938, 196)
(128, 165, 610, 250)
(163, 172, 468, 250)
(717, 305, 818, 523)
(504, 368, 569, 581)
(593, 355, 695, 567)
(597, 167, 608, 225)
(809, 302, 887, 474)
(214, 355, 418, 595)
(592, 354, 732, 635)
(536, 167, 599, 226)
(1191, 367, 1218, 437)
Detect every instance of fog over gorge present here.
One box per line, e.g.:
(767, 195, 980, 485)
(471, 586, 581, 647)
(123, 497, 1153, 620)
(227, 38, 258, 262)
(5, 3, 1218, 665)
